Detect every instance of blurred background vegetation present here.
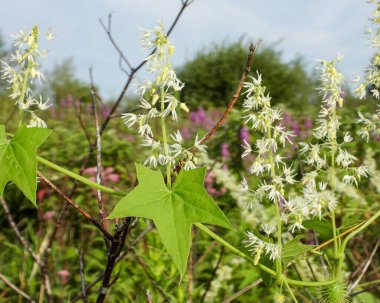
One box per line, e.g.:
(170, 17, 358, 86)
(0, 32, 379, 302)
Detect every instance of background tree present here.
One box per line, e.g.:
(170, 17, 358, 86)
(46, 58, 91, 104)
(177, 41, 318, 111)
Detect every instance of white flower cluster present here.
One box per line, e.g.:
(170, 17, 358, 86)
(240, 72, 297, 262)
(122, 22, 205, 170)
(0, 26, 52, 128)
(245, 231, 281, 264)
(283, 181, 337, 233)
(354, 0, 380, 140)
(300, 57, 370, 189)
(197, 153, 270, 226)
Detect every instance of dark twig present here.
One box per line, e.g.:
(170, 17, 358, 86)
(222, 279, 262, 303)
(0, 272, 36, 303)
(292, 264, 317, 303)
(349, 237, 380, 292)
(0, 197, 41, 265)
(96, 219, 132, 303)
(350, 284, 380, 297)
(99, 0, 194, 135)
(37, 172, 113, 241)
(306, 259, 318, 282)
(99, 14, 132, 75)
(89, 68, 107, 242)
(78, 248, 89, 303)
(192, 42, 259, 152)
(200, 246, 225, 303)
(40, 150, 92, 302)
(71, 224, 153, 302)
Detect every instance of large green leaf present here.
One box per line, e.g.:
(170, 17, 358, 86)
(303, 219, 333, 240)
(108, 163, 233, 276)
(0, 125, 52, 206)
(282, 236, 314, 266)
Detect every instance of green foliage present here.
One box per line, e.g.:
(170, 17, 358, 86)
(281, 236, 314, 266)
(177, 41, 317, 111)
(0, 125, 51, 205)
(108, 163, 233, 276)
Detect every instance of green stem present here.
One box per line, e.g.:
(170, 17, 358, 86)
(284, 279, 298, 303)
(17, 60, 32, 126)
(37, 156, 127, 197)
(194, 223, 335, 287)
(330, 110, 339, 261)
(266, 119, 282, 281)
(160, 86, 171, 188)
(337, 208, 380, 274)
(357, 278, 380, 288)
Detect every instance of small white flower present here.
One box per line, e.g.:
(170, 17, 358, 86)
(138, 124, 153, 137)
(183, 159, 196, 170)
(144, 155, 158, 168)
(36, 96, 51, 110)
(343, 132, 353, 143)
(28, 113, 47, 128)
(170, 130, 182, 144)
(241, 140, 252, 158)
(194, 134, 207, 153)
(261, 224, 275, 235)
(122, 113, 138, 127)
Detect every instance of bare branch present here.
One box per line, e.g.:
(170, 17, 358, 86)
(222, 279, 263, 303)
(37, 172, 113, 241)
(0, 197, 41, 265)
(99, 13, 132, 74)
(71, 224, 152, 303)
(0, 272, 36, 303)
(96, 219, 132, 303)
(193, 41, 260, 151)
(89, 67, 107, 244)
(99, 0, 194, 135)
(78, 248, 89, 303)
(350, 237, 380, 292)
(200, 247, 225, 303)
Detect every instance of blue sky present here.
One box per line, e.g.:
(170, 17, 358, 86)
(0, 0, 375, 99)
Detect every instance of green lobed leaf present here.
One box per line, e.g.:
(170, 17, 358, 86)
(0, 125, 52, 206)
(282, 236, 314, 266)
(108, 163, 233, 276)
(303, 219, 333, 240)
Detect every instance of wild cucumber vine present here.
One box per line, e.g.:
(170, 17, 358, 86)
(0, 2, 380, 302)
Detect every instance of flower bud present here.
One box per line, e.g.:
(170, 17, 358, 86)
(168, 44, 175, 56)
(152, 94, 159, 106)
(337, 97, 344, 108)
(179, 102, 189, 112)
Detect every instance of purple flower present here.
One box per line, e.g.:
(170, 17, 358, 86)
(304, 118, 313, 130)
(292, 121, 300, 136)
(189, 107, 206, 124)
(66, 95, 73, 108)
(181, 127, 191, 140)
(59, 98, 66, 107)
(240, 126, 250, 143)
(221, 143, 229, 160)
(283, 113, 292, 125)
